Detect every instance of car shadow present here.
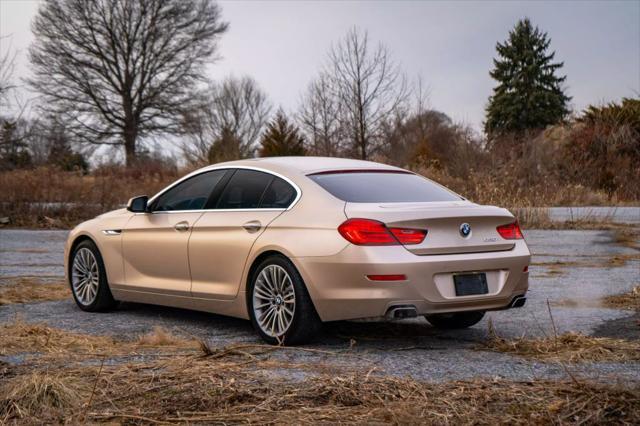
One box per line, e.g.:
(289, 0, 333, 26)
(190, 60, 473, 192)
(112, 302, 487, 350)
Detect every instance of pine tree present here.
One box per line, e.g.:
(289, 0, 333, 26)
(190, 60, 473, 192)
(259, 110, 306, 157)
(485, 18, 571, 136)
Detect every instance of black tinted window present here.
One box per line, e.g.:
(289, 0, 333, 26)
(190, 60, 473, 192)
(260, 177, 297, 208)
(309, 172, 461, 203)
(153, 170, 226, 211)
(216, 169, 271, 209)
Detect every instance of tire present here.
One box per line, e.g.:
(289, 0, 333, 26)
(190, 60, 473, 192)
(425, 311, 485, 329)
(248, 254, 322, 345)
(69, 240, 118, 312)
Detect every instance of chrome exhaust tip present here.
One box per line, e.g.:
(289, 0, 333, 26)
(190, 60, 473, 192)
(385, 305, 418, 320)
(510, 295, 527, 308)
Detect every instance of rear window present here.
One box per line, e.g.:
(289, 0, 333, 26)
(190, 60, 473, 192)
(308, 171, 461, 203)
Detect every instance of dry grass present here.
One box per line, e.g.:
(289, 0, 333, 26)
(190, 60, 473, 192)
(484, 330, 640, 363)
(0, 320, 119, 357)
(1, 321, 639, 423)
(531, 251, 640, 274)
(613, 228, 640, 250)
(1, 165, 637, 229)
(0, 371, 87, 419)
(0, 278, 69, 305)
(0, 166, 183, 228)
(603, 286, 640, 311)
(0, 320, 200, 361)
(0, 352, 640, 424)
(2, 354, 639, 424)
(137, 326, 198, 348)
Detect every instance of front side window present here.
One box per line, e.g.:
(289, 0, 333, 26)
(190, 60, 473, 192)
(216, 169, 273, 209)
(152, 170, 227, 211)
(308, 171, 461, 203)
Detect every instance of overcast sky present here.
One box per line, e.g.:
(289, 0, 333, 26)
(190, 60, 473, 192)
(1, 0, 639, 132)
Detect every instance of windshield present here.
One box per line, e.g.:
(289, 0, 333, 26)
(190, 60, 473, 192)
(308, 171, 462, 203)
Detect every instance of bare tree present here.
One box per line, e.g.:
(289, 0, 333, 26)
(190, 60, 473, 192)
(28, 0, 228, 166)
(327, 27, 408, 159)
(0, 35, 17, 106)
(181, 76, 271, 165)
(298, 73, 342, 156)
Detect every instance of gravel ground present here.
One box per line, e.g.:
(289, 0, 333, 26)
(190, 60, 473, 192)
(1, 227, 638, 383)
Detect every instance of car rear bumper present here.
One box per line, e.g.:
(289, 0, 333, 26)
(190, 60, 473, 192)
(291, 241, 530, 322)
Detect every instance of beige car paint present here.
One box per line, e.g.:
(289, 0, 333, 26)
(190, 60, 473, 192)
(188, 209, 284, 300)
(65, 157, 530, 323)
(122, 211, 204, 296)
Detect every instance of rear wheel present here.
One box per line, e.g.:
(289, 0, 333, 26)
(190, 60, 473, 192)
(425, 311, 485, 329)
(248, 255, 321, 345)
(69, 240, 117, 312)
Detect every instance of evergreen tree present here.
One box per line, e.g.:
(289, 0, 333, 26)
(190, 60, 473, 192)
(259, 110, 306, 157)
(0, 119, 32, 170)
(485, 18, 570, 136)
(208, 127, 242, 163)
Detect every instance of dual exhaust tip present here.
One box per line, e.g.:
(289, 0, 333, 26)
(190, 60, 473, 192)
(510, 295, 527, 308)
(385, 295, 527, 320)
(386, 305, 418, 320)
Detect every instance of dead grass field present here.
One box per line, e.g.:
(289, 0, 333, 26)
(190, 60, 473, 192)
(0, 278, 69, 306)
(1, 320, 639, 424)
(603, 286, 640, 311)
(1, 166, 637, 229)
(484, 326, 640, 363)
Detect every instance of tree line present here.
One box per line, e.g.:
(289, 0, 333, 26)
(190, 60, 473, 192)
(0, 0, 637, 200)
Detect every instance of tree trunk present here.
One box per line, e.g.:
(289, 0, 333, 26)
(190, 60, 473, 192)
(124, 133, 136, 167)
(123, 91, 137, 167)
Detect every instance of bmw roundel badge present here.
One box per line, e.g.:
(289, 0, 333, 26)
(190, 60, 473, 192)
(459, 223, 471, 237)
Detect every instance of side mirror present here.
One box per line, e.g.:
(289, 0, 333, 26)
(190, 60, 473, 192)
(127, 195, 149, 213)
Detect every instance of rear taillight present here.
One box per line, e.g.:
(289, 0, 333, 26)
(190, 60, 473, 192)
(389, 228, 427, 244)
(338, 219, 426, 246)
(496, 221, 524, 240)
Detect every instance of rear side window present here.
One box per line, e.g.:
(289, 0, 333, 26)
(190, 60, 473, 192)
(308, 172, 461, 203)
(153, 170, 226, 211)
(216, 169, 272, 209)
(260, 177, 297, 208)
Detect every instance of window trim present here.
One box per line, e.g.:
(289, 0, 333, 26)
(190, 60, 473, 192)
(146, 166, 302, 214)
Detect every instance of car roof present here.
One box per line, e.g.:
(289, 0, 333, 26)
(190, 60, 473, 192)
(205, 156, 405, 175)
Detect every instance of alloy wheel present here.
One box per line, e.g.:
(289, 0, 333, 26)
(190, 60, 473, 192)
(252, 264, 296, 338)
(71, 247, 100, 305)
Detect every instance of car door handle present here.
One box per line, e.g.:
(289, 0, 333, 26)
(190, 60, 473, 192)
(242, 220, 262, 233)
(174, 221, 190, 232)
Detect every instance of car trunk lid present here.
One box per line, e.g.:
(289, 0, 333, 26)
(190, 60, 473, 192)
(344, 201, 516, 255)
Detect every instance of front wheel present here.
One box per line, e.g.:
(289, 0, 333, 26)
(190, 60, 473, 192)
(69, 240, 118, 312)
(248, 255, 321, 345)
(425, 311, 485, 329)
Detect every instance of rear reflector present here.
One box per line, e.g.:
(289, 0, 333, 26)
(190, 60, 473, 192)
(366, 274, 407, 281)
(338, 218, 426, 246)
(496, 221, 524, 240)
(523, 265, 529, 272)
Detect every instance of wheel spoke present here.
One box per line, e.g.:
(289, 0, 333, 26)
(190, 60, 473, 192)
(73, 258, 87, 274)
(270, 267, 279, 293)
(277, 311, 286, 334)
(261, 271, 273, 291)
(254, 284, 273, 300)
(259, 306, 275, 327)
(282, 305, 294, 317)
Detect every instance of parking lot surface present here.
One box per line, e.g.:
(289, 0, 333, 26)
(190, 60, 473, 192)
(1, 228, 638, 383)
